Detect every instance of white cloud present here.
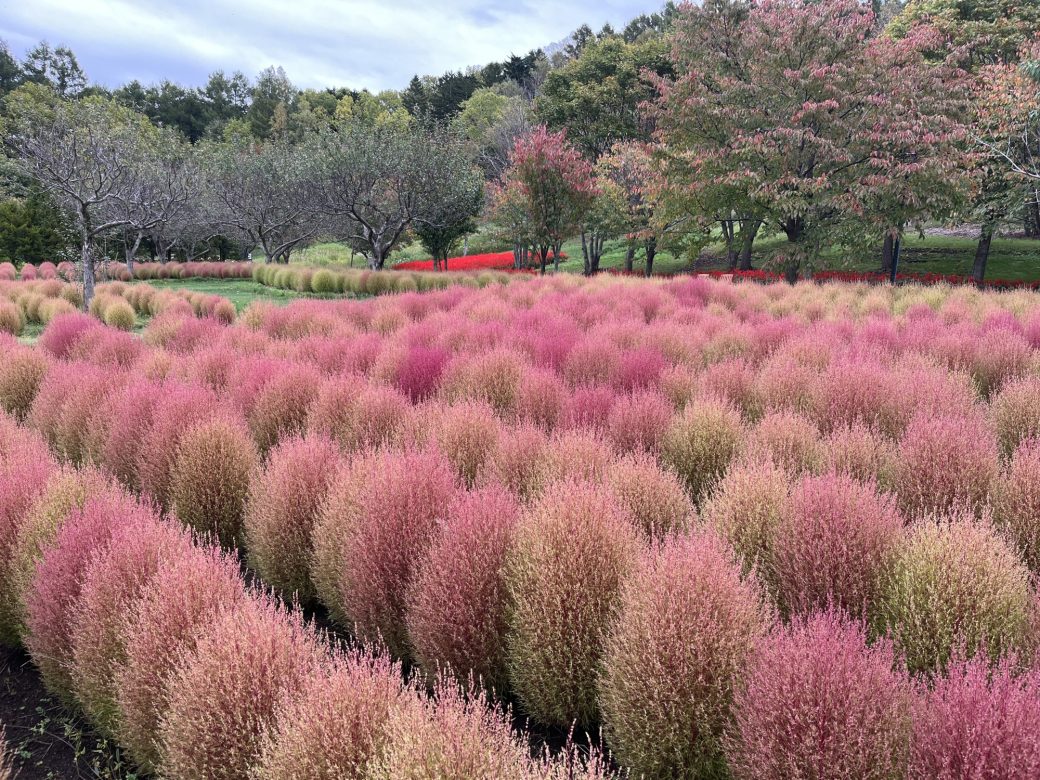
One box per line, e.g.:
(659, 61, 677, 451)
(0, 0, 665, 91)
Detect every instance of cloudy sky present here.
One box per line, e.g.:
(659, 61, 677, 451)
(1, 0, 666, 92)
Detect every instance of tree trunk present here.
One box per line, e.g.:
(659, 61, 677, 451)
(124, 232, 142, 275)
(644, 238, 657, 278)
(722, 219, 737, 270)
(881, 232, 894, 275)
(553, 241, 562, 273)
(581, 230, 591, 276)
(463, 235, 469, 256)
(738, 219, 760, 270)
(1025, 197, 1040, 239)
(973, 222, 995, 285)
(624, 243, 636, 273)
(81, 236, 95, 310)
(783, 218, 805, 284)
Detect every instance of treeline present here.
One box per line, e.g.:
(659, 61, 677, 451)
(2, 0, 1040, 289)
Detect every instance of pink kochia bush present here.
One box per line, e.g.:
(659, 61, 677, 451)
(23, 491, 144, 701)
(244, 434, 342, 602)
(994, 437, 1040, 571)
(505, 479, 642, 728)
(158, 595, 325, 780)
(311, 448, 459, 657)
(115, 545, 246, 773)
(598, 530, 768, 779)
(910, 653, 1040, 779)
(727, 609, 912, 780)
(68, 513, 193, 738)
(406, 485, 520, 690)
(895, 411, 999, 518)
(771, 473, 904, 619)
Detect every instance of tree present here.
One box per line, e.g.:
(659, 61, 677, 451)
(315, 122, 477, 269)
(3, 85, 152, 304)
(488, 176, 534, 270)
(20, 42, 87, 98)
(580, 175, 628, 275)
(0, 186, 73, 265)
(0, 40, 20, 99)
(200, 134, 322, 263)
(497, 126, 595, 273)
(538, 36, 671, 159)
(413, 166, 483, 270)
(402, 75, 432, 117)
(653, 0, 972, 281)
(248, 66, 297, 139)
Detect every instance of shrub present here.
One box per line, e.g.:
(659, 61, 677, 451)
(565, 383, 617, 431)
(994, 438, 1040, 571)
(772, 474, 904, 619)
(311, 448, 459, 656)
(158, 595, 325, 780)
(419, 400, 501, 486)
(90, 379, 158, 490)
(308, 378, 411, 452)
(254, 645, 403, 780)
(895, 412, 999, 518)
(660, 397, 745, 502)
(825, 422, 897, 489)
(702, 459, 788, 578)
(599, 531, 768, 779)
(440, 349, 526, 416)
(0, 445, 55, 645)
(726, 609, 912, 780)
(23, 491, 146, 701)
(102, 297, 136, 330)
(475, 423, 550, 500)
(0, 301, 22, 336)
(2, 466, 110, 643)
(29, 359, 116, 464)
(310, 269, 338, 294)
(38, 312, 96, 358)
(909, 653, 1040, 779)
(744, 410, 825, 475)
(406, 485, 520, 690)
(605, 389, 673, 454)
(244, 434, 342, 602)
(248, 363, 323, 452)
(69, 515, 192, 737)
(603, 452, 695, 541)
(873, 514, 1033, 674)
(991, 376, 1040, 457)
(368, 677, 535, 780)
(505, 480, 641, 728)
(169, 414, 258, 546)
(115, 545, 246, 773)
(391, 345, 451, 402)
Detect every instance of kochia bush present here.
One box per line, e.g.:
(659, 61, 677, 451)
(660, 397, 745, 502)
(505, 479, 641, 728)
(405, 485, 520, 691)
(994, 437, 1040, 572)
(727, 609, 912, 780)
(604, 452, 695, 541)
(599, 530, 768, 779)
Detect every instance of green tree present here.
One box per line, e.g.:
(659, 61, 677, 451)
(248, 66, 297, 139)
(0, 186, 72, 264)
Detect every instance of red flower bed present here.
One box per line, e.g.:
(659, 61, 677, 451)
(393, 252, 518, 272)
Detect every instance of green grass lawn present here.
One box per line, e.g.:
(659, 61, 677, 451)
(138, 278, 319, 311)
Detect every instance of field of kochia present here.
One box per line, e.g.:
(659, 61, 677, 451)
(4, 268, 1040, 778)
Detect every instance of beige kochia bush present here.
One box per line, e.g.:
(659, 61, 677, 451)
(244, 434, 342, 603)
(604, 452, 696, 541)
(254, 645, 404, 780)
(505, 479, 642, 728)
(169, 414, 258, 546)
(69, 514, 194, 738)
(599, 530, 769, 779)
(406, 485, 520, 691)
(660, 396, 744, 502)
(158, 595, 326, 780)
(115, 544, 246, 773)
(873, 513, 1034, 674)
(702, 459, 788, 578)
(991, 376, 1040, 457)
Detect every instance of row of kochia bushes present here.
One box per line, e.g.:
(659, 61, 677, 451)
(0, 415, 613, 780)
(1, 260, 253, 283)
(5, 298, 1040, 775)
(251, 263, 523, 296)
(0, 279, 235, 336)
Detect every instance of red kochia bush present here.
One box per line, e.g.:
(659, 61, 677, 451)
(38, 312, 96, 358)
(248, 363, 324, 451)
(727, 609, 912, 780)
(599, 531, 768, 779)
(254, 645, 404, 780)
(909, 654, 1040, 779)
(169, 414, 258, 546)
(23, 491, 144, 701)
(605, 389, 673, 454)
(772, 473, 904, 619)
(417, 400, 502, 486)
(244, 434, 342, 602)
(311, 448, 459, 657)
(307, 377, 411, 452)
(158, 595, 325, 780)
(505, 480, 641, 728)
(406, 485, 520, 690)
(895, 411, 999, 518)
(115, 545, 246, 773)
(69, 515, 193, 737)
